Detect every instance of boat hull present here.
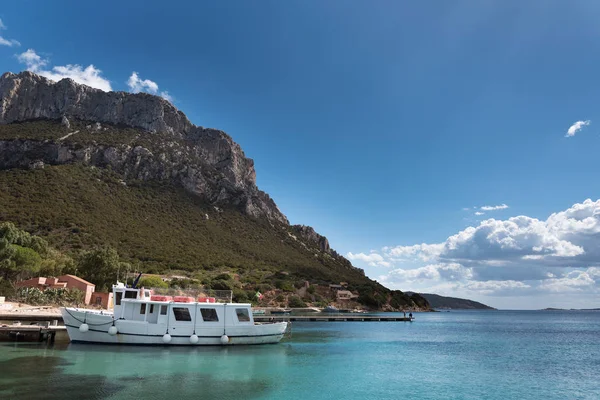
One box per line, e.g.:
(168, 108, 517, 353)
(61, 308, 287, 345)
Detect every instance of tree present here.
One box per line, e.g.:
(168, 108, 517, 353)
(0, 223, 47, 280)
(12, 246, 42, 277)
(137, 275, 168, 289)
(77, 247, 120, 291)
(0, 222, 48, 255)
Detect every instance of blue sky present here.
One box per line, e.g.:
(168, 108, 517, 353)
(2, 1, 600, 308)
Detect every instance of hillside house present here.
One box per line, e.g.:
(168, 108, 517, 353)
(16, 274, 96, 305)
(336, 290, 358, 301)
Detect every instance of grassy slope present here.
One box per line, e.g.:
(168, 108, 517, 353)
(0, 164, 370, 286)
(0, 120, 429, 309)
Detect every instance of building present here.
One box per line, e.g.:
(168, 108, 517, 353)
(336, 290, 358, 301)
(57, 275, 96, 305)
(15, 277, 68, 290)
(91, 291, 114, 310)
(16, 275, 97, 305)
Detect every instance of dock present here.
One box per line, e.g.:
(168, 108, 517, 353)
(254, 315, 414, 322)
(1, 312, 414, 325)
(0, 324, 66, 342)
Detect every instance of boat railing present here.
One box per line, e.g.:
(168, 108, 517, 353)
(145, 287, 233, 303)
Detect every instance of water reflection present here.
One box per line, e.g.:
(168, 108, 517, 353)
(0, 342, 292, 400)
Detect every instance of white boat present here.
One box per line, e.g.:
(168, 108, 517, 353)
(61, 282, 288, 345)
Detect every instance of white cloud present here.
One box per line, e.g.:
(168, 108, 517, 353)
(480, 204, 509, 211)
(127, 72, 173, 103)
(17, 49, 112, 91)
(385, 263, 473, 283)
(474, 211, 484, 216)
(159, 91, 173, 103)
(127, 72, 159, 93)
(385, 243, 444, 262)
(538, 268, 599, 293)
(566, 120, 590, 137)
(0, 37, 20, 47)
(16, 49, 45, 69)
(346, 252, 390, 267)
(0, 18, 20, 47)
(352, 199, 600, 300)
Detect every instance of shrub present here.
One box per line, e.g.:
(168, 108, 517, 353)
(275, 280, 294, 292)
(210, 279, 233, 291)
(232, 288, 248, 302)
(138, 275, 168, 289)
(14, 287, 84, 306)
(215, 273, 232, 281)
(288, 295, 306, 308)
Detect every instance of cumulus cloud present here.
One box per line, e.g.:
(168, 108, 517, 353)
(127, 72, 173, 103)
(480, 204, 509, 211)
(127, 72, 158, 93)
(346, 252, 390, 267)
(17, 49, 112, 91)
(474, 211, 485, 216)
(0, 18, 20, 47)
(353, 199, 600, 298)
(566, 120, 590, 137)
(0, 37, 20, 47)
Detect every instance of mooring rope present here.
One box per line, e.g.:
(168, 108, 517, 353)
(65, 308, 115, 326)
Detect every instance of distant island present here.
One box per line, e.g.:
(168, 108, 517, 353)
(407, 292, 496, 310)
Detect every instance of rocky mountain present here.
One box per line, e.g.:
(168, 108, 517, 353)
(408, 293, 495, 310)
(0, 71, 286, 224)
(0, 70, 429, 310)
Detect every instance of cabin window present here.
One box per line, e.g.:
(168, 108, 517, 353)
(145, 291, 151, 297)
(201, 308, 219, 322)
(149, 304, 154, 314)
(125, 291, 137, 299)
(173, 307, 192, 321)
(140, 304, 146, 314)
(236, 308, 250, 322)
(115, 292, 123, 306)
(160, 305, 168, 315)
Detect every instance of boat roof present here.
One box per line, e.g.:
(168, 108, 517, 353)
(122, 299, 251, 306)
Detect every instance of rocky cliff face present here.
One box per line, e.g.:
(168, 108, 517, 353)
(0, 71, 288, 224)
(292, 225, 331, 253)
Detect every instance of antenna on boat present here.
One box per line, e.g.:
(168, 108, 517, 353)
(132, 272, 143, 289)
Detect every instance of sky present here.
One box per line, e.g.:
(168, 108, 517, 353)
(2, 1, 600, 309)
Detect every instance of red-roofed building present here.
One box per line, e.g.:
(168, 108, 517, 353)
(16, 275, 96, 305)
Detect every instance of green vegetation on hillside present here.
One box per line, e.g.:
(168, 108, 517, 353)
(0, 119, 430, 310)
(417, 293, 495, 310)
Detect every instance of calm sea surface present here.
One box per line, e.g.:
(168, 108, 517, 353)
(1, 310, 599, 399)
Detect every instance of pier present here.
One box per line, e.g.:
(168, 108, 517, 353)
(254, 315, 414, 322)
(1, 312, 414, 325)
(0, 324, 66, 343)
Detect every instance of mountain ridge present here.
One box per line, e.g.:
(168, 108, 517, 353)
(407, 292, 495, 310)
(0, 71, 288, 224)
(0, 71, 429, 310)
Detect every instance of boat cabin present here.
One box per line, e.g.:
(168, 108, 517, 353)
(111, 282, 254, 334)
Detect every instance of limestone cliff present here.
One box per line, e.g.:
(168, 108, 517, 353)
(0, 71, 287, 224)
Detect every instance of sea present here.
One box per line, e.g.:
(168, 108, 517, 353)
(0, 310, 599, 399)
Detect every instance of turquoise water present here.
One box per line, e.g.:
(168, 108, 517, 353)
(1, 310, 599, 399)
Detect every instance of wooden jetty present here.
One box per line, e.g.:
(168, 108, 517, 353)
(254, 315, 414, 322)
(0, 324, 66, 343)
(1, 312, 414, 324)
